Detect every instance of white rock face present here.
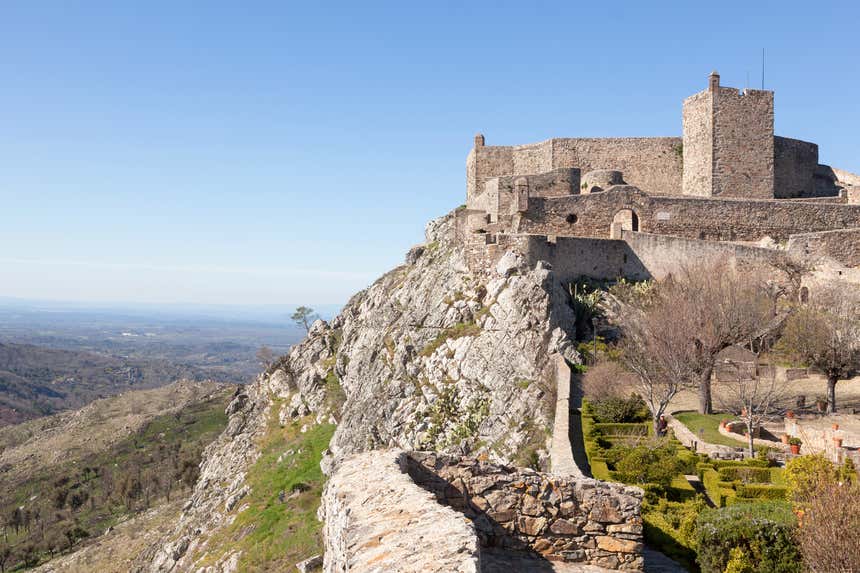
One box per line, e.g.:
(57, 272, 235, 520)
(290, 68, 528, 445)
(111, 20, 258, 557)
(320, 450, 480, 573)
(133, 209, 580, 571)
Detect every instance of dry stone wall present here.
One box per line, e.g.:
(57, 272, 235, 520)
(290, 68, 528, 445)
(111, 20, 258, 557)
(404, 452, 645, 571)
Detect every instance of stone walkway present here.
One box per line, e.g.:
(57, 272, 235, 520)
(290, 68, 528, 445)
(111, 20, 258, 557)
(550, 354, 589, 477)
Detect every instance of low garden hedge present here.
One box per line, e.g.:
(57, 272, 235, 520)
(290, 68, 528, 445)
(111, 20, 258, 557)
(735, 484, 788, 500)
(717, 466, 772, 483)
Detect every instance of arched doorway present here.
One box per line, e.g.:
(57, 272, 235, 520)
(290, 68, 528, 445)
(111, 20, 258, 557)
(610, 209, 639, 239)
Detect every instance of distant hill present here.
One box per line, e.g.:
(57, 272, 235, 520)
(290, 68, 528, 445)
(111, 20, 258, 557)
(0, 342, 207, 427)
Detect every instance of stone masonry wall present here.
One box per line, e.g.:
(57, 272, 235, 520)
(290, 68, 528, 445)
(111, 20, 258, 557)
(510, 233, 782, 284)
(774, 136, 819, 198)
(711, 87, 774, 199)
(467, 137, 682, 202)
(514, 186, 860, 242)
(786, 228, 860, 268)
(404, 452, 645, 571)
(682, 89, 713, 197)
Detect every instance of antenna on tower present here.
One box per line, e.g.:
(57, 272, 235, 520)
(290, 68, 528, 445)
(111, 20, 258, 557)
(761, 48, 765, 89)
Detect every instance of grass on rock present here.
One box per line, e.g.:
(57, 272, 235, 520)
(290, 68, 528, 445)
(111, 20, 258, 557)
(194, 406, 335, 572)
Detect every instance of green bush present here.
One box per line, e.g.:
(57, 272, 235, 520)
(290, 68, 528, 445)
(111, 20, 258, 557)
(785, 454, 838, 503)
(694, 502, 800, 573)
(717, 466, 772, 483)
(610, 442, 683, 490)
(711, 458, 771, 469)
(592, 422, 649, 437)
(735, 484, 788, 500)
(589, 395, 648, 423)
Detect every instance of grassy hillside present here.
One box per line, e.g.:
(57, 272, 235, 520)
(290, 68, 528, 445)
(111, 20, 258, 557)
(0, 383, 232, 571)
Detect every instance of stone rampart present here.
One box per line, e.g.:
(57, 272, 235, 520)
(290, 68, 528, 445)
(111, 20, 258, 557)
(786, 228, 860, 268)
(514, 186, 860, 242)
(404, 452, 645, 571)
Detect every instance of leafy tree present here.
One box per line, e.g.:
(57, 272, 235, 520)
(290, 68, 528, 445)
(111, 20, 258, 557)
(777, 287, 860, 413)
(291, 306, 319, 333)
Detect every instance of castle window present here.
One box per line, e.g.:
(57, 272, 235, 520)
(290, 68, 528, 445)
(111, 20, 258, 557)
(565, 213, 578, 224)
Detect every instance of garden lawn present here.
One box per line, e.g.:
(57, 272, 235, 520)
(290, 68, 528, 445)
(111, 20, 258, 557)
(674, 411, 746, 448)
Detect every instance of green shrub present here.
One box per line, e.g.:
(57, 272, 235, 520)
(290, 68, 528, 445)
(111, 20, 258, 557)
(717, 466, 772, 483)
(589, 395, 648, 423)
(785, 454, 839, 503)
(610, 442, 683, 490)
(694, 502, 800, 573)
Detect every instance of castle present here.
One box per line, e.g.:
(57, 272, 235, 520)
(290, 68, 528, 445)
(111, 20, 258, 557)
(460, 72, 860, 282)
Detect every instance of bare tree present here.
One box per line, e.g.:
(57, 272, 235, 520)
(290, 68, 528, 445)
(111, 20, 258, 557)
(618, 292, 701, 435)
(717, 360, 788, 456)
(291, 306, 319, 333)
(662, 260, 774, 414)
(796, 481, 860, 572)
(778, 286, 860, 413)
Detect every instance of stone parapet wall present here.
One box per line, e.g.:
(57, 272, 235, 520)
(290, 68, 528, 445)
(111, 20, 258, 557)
(404, 452, 645, 571)
(321, 450, 481, 573)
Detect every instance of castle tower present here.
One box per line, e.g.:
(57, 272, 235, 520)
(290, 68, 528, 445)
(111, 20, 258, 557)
(682, 71, 775, 199)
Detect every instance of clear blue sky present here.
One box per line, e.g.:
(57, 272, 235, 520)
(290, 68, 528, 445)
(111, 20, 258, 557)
(2, 1, 858, 305)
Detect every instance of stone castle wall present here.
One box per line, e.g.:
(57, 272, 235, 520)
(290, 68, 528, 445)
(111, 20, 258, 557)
(711, 87, 774, 199)
(467, 137, 683, 202)
(774, 136, 819, 198)
(513, 186, 860, 242)
(504, 232, 783, 284)
(404, 452, 645, 570)
(681, 90, 714, 197)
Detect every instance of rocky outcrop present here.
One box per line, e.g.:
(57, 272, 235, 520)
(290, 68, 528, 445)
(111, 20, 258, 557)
(135, 209, 581, 571)
(321, 450, 480, 573)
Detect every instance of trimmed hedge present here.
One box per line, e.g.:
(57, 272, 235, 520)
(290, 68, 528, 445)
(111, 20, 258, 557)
(694, 502, 800, 573)
(735, 484, 788, 500)
(718, 466, 772, 483)
(711, 458, 771, 469)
